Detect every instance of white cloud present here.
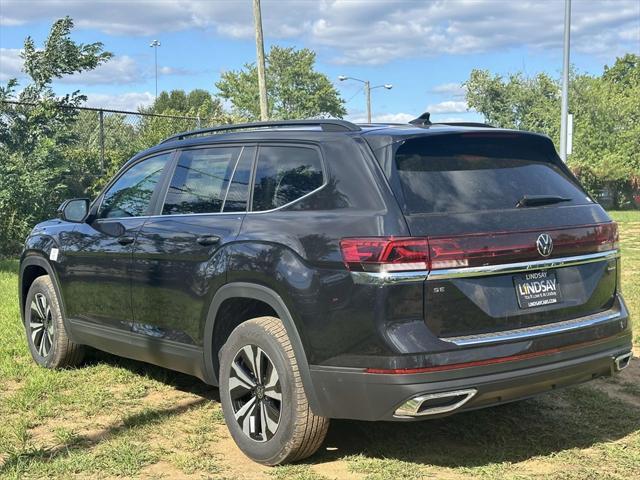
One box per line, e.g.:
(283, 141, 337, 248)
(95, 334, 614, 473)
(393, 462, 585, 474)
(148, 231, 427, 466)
(371, 112, 415, 124)
(2, 51, 147, 85)
(84, 91, 154, 111)
(58, 55, 142, 85)
(1, 0, 637, 65)
(0, 48, 23, 81)
(158, 65, 193, 76)
(427, 101, 469, 114)
(0, 48, 190, 86)
(346, 112, 415, 124)
(432, 82, 466, 97)
(432, 117, 468, 123)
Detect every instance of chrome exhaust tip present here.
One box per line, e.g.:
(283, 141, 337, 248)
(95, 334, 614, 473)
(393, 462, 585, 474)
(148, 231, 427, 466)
(394, 388, 477, 418)
(614, 352, 633, 372)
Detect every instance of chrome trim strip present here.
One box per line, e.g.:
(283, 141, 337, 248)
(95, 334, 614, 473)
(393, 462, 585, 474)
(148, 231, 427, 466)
(427, 250, 619, 280)
(350, 250, 618, 285)
(394, 389, 477, 417)
(442, 308, 623, 346)
(350, 270, 429, 285)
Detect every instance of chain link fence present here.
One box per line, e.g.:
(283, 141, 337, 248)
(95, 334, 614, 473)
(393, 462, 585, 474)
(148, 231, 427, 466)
(0, 100, 222, 255)
(1, 100, 214, 177)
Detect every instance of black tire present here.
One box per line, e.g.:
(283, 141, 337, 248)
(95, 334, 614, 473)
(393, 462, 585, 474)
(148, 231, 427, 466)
(219, 316, 329, 465)
(24, 275, 85, 368)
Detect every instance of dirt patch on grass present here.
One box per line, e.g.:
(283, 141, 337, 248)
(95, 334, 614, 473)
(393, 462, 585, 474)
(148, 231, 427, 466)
(211, 431, 269, 479)
(138, 460, 197, 479)
(591, 357, 640, 408)
(310, 456, 365, 480)
(515, 458, 561, 477)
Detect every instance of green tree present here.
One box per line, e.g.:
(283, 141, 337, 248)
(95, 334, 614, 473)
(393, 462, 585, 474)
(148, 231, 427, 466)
(0, 17, 112, 255)
(215, 46, 346, 120)
(464, 55, 640, 208)
(144, 89, 226, 119)
(135, 89, 234, 148)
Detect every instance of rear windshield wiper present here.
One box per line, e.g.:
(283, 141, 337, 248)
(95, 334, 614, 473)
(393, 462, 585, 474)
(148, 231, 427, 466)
(516, 195, 572, 208)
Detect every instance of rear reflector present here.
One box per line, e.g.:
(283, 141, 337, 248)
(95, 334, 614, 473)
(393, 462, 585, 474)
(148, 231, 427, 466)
(340, 222, 618, 273)
(365, 337, 611, 374)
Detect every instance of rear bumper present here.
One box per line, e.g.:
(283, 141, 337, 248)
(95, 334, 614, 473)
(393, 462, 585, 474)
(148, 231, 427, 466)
(308, 333, 632, 421)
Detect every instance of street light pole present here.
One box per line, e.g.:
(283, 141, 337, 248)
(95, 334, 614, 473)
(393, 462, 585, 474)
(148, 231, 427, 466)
(338, 76, 392, 123)
(149, 40, 161, 100)
(560, 0, 571, 162)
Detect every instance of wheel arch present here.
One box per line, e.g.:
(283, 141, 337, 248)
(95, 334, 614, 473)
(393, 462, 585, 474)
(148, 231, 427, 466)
(19, 255, 65, 324)
(204, 282, 322, 414)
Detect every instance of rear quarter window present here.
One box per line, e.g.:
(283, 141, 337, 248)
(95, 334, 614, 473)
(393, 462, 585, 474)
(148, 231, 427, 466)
(252, 145, 324, 211)
(394, 134, 590, 214)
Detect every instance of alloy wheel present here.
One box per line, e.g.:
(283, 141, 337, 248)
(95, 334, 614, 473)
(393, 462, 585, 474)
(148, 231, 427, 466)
(30, 292, 54, 357)
(228, 345, 282, 442)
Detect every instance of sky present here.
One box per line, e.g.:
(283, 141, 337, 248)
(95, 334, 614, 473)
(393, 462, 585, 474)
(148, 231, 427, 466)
(0, 0, 638, 124)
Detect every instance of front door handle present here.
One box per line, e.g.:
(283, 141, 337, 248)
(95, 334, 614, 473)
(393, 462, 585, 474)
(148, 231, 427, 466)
(117, 236, 135, 246)
(196, 235, 221, 246)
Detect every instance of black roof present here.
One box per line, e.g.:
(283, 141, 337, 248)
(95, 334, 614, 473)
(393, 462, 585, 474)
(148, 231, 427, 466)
(126, 118, 548, 167)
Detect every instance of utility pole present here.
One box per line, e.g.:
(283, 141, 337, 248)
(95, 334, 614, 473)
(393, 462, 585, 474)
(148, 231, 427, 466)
(253, 0, 269, 121)
(150, 40, 161, 100)
(339, 76, 392, 123)
(560, 0, 571, 162)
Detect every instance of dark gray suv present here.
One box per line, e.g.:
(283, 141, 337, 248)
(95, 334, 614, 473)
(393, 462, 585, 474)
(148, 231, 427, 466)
(19, 117, 633, 465)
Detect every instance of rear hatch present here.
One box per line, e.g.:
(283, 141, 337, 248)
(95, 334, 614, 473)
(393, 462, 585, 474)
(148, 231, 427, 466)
(378, 130, 619, 338)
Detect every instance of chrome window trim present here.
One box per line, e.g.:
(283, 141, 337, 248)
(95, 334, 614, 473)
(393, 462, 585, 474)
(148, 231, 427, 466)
(92, 141, 329, 221)
(349, 249, 619, 285)
(441, 307, 624, 346)
(98, 144, 328, 220)
(97, 183, 329, 221)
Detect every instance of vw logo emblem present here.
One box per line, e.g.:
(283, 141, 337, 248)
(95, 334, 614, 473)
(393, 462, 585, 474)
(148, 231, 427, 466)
(536, 233, 553, 257)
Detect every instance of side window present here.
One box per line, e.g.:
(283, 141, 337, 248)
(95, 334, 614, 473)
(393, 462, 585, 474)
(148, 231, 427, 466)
(252, 146, 324, 211)
(98, 153, 170, 219)
(222, 147, 255, 213)
(162, 147, 241, 215)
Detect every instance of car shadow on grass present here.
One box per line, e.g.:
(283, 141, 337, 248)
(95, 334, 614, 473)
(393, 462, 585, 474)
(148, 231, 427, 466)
(83, 349, 220, 402)
(6, 347, 636, 475)
(312, 378, 640, 468)
(80, 350, 640, 469)
(87, 349, 640, 469)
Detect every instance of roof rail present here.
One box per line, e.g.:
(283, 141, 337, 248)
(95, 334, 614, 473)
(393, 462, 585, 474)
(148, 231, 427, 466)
(161, 119, 361, 144)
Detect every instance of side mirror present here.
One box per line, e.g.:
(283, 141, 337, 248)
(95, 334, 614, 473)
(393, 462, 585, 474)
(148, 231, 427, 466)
(58, 198, 90, 223)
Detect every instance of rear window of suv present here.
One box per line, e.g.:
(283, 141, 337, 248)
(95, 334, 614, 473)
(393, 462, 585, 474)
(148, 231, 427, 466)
(393, 134, 589, 214)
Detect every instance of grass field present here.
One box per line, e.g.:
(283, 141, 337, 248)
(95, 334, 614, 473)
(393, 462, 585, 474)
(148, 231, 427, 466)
(0, 212, 638, 479)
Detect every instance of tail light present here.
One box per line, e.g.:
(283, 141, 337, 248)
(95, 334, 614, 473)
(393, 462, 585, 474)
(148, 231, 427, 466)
(340, 238, 429, 272)
(340, 223, 618, 273)
(428, 222, 618, 269)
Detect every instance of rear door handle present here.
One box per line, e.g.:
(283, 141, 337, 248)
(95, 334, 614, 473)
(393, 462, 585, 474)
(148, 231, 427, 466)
(196, 235, 221, 246)
(117, 236, 135, 246)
